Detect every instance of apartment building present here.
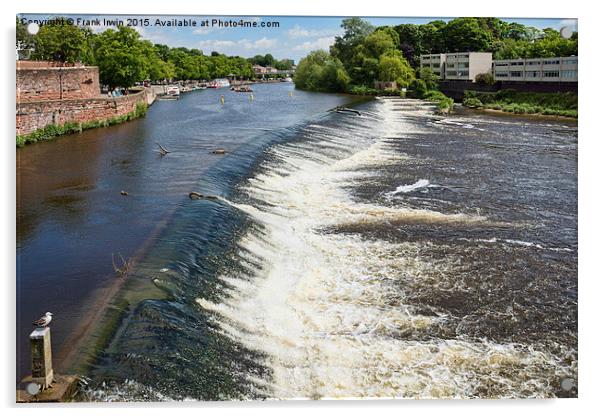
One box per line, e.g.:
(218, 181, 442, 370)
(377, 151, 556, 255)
(493, 56, 578, 82)
(444, 52, 493, 81)
(419, 53, 446, 79)
(420, 52, 493, 82)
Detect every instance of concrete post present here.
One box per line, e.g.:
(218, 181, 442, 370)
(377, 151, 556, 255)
(30, 327, 53, 389)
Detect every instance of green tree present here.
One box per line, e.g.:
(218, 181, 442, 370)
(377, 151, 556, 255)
(31, 20, 88, 62)
(441, 17, 494, 52)
(378, 51, 415, 87)
(294, 50, 350, 92)
(93, 26, 148, 88)
(416, 67, 439, 90)
(16, 17, 34, 54)
(331, 17, 374, 70)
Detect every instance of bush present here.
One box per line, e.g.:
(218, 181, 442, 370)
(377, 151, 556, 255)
(475, 72, 495, 85)
(463, 97, 483, 108)
(423, 90, 454, 112)
(348, 85, 379, 95)
(17, 101, 149, 147)
(410, 78, 427, 98)
(461, 89, 577, 118)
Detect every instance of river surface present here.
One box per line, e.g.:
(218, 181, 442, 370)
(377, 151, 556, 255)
(16, 84, 577, 399)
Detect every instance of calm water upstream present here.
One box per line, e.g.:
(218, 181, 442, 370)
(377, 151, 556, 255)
(17, 85, 577, 399)
(16, 83, 355, 382)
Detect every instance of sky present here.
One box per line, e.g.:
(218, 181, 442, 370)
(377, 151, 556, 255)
(18, 14, 578, 63)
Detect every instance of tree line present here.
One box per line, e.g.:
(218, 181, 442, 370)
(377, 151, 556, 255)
(16, 18, 293, 89)
(294, 17, 578, 93)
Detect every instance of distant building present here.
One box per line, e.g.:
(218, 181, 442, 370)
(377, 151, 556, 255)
(420, 52, 578, 84)
(252, 64, 267, 75)
(493, 56, 577, 83)
(444, 52, 493, 82)
(420, 52, 492, 82)
(374, 81, 397, 90)
(419, 53, 446, 79)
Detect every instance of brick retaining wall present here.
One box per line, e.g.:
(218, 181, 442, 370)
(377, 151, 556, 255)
(17, 64, 101, 103)
(16, 89, 154, 136)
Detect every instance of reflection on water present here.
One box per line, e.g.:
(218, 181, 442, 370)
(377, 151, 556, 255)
(16, 83, 355, 381)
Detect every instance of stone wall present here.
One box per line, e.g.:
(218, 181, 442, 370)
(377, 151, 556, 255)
(17, 61, 101, 102)
(16, 89, 155, 136)
(16, 61, 156, 137)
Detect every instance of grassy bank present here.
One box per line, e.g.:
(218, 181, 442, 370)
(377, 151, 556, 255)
(420, 90, 455, 113)
(16, 102, 148, 147)
(462, 90, 577, 118)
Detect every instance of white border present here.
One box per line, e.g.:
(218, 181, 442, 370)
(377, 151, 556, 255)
(3, 1, 600, 415)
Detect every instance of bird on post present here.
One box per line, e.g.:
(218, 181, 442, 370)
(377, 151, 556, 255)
(32, 312, 53, 328)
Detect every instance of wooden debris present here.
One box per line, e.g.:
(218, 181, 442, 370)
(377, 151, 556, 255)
(156, 142, 171, 156)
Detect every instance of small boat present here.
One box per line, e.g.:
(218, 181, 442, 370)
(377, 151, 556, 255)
(208, 78, 230, 89)
(232, 86, 253, 93)
(166, 86, 180, 97)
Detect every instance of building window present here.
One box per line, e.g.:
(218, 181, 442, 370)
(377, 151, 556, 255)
(561, 70, 577, 78)
(495, 63, 509, 67)
(458, 62, 469, 68)
(563, 58, 578, 64)
(495, 72, 508, 78)
(458, 70, 469, 77)
(446, 71, 457, 76)
(543, 70, 560, 77)
(510, 62, 524, 66)
(543, 60, 561, 65)
(510, 71, 523, 77)
(525, 71, 540, 78)
(422, 64, 430, 68)
(447, 63, 455, 68)
(526, 60, 541, 65)
(433, 71, 440, 76)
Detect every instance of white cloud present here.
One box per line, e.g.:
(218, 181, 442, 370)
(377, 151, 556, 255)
(198, 37, 278, 55)
(287, 25, 342, 39)
(292, 36, 336, 52)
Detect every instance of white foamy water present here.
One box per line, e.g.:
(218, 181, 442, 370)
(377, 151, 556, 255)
(197, 99, 574, 399)
(386, 179, 431, 197)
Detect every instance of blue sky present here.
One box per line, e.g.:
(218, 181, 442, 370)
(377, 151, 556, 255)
(18, 14, 578, 63)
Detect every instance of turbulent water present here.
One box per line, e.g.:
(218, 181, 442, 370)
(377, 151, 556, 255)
(87, 96, 577, 400)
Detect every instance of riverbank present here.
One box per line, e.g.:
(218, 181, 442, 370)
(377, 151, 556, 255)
(16, 87, 155, 147)
(16, 83, 357, 393)
(462, 90, 578, 118)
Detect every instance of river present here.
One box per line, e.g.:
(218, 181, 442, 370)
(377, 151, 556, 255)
(16, 83, 577, 399)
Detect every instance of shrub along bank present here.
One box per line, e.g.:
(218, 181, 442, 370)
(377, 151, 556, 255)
(462, 90, 577, 118)
(16, 102, 148, 147)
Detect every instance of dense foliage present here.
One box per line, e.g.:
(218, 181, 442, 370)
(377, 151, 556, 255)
(294, 16, 577, 96)
(17, 20, 279, 88)
(293, 50, 350, 92)
(462, 90, 577, 117)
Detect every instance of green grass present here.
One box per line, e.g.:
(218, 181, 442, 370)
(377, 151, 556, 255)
(463, 90, 577, 118)
(16, 101, 148, 147)
(422, 90, 455, 112)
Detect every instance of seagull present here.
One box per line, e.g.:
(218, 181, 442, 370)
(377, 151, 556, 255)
(32, 312, 53, 327)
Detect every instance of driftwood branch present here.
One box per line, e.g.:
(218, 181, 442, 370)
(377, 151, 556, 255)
(156, 142, 171, 156)
(112, 253, 134, 278)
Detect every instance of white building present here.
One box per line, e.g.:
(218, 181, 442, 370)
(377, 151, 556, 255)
(493, 56, 577, 82)
(420, 52, 493, 82)
(419, 53, 446, 79)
